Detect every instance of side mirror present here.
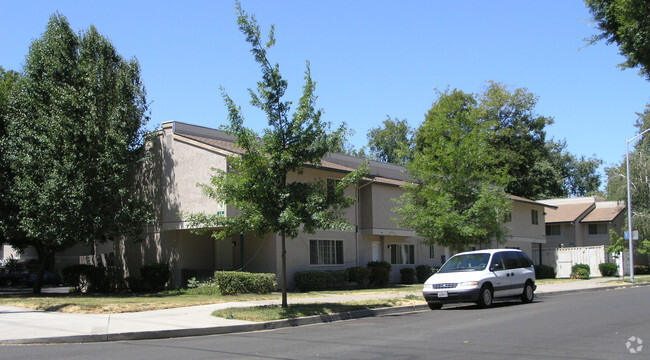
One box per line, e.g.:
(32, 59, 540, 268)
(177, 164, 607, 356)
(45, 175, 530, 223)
(490, 263, 502, 271)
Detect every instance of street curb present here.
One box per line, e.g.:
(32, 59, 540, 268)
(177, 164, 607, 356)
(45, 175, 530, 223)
(535, 281, 650, 298)
(0, 304, 430, 345)
(3, 282, 649, 345)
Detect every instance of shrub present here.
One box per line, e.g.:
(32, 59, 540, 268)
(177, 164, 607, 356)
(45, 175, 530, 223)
(534, 264, 556, 279)
(214, 271, 277, 295)
(599, 263, 619, 277)
(367, 261, 392, 287)
(127, 276, 145, 293)
(400, 267, 416, 284)
(415, 265, 435, 283)
(294, 270, 348, 292)
(347, 267, 371, 289)
(140, 263, 170, 292)
(61, 264, 107, 293)
(571, 264, 590, 280)
(634, 265, 650, 275)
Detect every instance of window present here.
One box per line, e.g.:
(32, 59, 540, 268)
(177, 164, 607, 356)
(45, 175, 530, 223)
(531, 209, 539, 225)
(309, 240, 343, 265)
(390, 244, 415, 265)
(588, 223, 608, 235)
(545, 225, 561, 236)
(429, 245, 435, 259)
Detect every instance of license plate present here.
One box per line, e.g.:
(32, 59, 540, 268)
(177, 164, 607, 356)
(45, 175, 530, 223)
(438, 291, 448, 298)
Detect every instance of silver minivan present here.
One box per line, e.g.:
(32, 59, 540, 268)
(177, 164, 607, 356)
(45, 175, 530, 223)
(422, 249, 536, 309)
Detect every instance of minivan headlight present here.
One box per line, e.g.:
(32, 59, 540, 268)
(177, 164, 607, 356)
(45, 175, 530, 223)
(459, 281, 479, 287)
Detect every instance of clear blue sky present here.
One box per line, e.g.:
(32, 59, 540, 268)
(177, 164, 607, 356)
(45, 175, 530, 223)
(3, 1, 649, 178)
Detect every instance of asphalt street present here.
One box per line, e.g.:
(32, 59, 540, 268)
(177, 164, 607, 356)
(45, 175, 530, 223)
(2, 285, 649, 360)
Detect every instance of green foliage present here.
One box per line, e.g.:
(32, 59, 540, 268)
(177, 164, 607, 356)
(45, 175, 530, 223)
(140, 263, 170, 292)
(634, 265, 650, 275)
(367, 261, 392, 287)
(214, 271, 277, 295)
(605, 107, 650, 254)
(534, 264, 557, 279)
(187, 2, 367, 307)
(187, 277, 200, 289)
(347, 266, 371, 289)
(365, 116, 414, 165)
(415, 265, 435, 283)
(294, 270, 349, 292)
(599, 262, 619, 277)
(2, 13, 153, 293)
(396, 88, 512, 252)
(399, 267, 416, 284)
(585, 0, 650, 80)
(570, 264, 591, 280)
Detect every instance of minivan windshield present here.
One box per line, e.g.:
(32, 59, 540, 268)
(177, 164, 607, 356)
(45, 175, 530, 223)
(438, 253, 491, 273)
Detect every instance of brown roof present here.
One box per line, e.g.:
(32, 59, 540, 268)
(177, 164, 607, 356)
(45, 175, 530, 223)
(581, 205, 626, 223)
(508, 195, 557, 208)
(544, 203, 595, 223)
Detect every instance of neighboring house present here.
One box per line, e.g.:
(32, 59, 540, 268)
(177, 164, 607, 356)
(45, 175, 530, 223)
(113, 121, 552, 288)
(541, 197, 626, 249)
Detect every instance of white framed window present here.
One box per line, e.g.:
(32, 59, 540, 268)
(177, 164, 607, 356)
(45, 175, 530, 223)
(531, 209, 539, 225)
(309, 239, 344, 265)
(389, 244, 415, 265)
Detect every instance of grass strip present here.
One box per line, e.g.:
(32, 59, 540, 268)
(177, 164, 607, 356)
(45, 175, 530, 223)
(211, 297, 425, 322)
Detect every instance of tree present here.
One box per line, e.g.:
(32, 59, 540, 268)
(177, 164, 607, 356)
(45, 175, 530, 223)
(365, 116, 414, 165)
(478, 82, 553, 199)
(541, 139, 603, 198)
(605, 105, 650, 254)
(4, 14, 152, 293)
(188, 2, 367, 308)
(395, 89, 511, 252)
(0, 67, 22, 245)
(585, 0, 650, 80)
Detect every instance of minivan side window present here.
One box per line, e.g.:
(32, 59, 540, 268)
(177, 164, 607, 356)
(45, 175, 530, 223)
(516, 252, 533, 267)
(502, 251, 522, 269)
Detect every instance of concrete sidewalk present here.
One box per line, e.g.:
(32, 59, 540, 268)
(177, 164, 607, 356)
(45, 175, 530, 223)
(0, 278, 643, 345)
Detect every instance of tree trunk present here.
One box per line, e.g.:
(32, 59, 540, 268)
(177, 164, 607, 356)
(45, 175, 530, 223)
(281, 232, 287, 308)
(32, 250, 52, 294)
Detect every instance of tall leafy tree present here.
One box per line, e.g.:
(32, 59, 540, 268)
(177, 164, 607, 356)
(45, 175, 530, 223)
(5, 14, 152, 293)
(585, 0, 650, 80)
(189, 2, 367, 308)
(395, 89, 511, 252)
(478, 82, 553, 199)
(0, 67, 22, 244)
(365, 116, 414, 165)
(606, 106, 650, 254)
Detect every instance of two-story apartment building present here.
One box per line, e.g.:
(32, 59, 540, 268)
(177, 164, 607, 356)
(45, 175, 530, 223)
(111, 121, 552, 287)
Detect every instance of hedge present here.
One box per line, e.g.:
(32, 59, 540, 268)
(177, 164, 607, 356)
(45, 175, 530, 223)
(534, 264, 556, 279)
(400, 267, 416, 284)
(599, 262, 618, 277)
(61, 264, 107, 293)
(347, 267, 371, 289)
(140, 263, 170, 292)
(367, 261, 392, 287)
(294, 270, 348, 292)
(415, 265, 435, 283)
(214, 271, 277, 295)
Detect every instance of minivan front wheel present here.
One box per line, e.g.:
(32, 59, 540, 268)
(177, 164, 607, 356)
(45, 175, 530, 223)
(521, 281, 534, 303)
(428, 302, 443, 310)
(477, 285, 493, 308)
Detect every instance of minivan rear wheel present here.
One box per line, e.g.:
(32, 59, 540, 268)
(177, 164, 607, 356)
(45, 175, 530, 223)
(477, 285, 493, 308)
(521, 281, 534, 303)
